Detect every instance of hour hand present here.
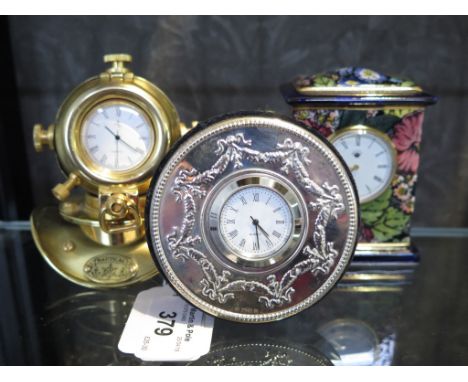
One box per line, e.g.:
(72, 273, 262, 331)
(250, 216, 260, 249)
(105, 125, 118, 138)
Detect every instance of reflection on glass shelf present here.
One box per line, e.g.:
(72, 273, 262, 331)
(318, 319, 395, 366)
(37, 276, 406, 365)
(0, 229, 459, 365)
(189, 340, 333, 366)
(41, 290, 144, 365)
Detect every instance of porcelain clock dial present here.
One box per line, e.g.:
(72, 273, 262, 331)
(81, 100, 154, 172)
(331, 127, 396, 203)
(219, 186, 293, 259)
(204, 172, 306, 269)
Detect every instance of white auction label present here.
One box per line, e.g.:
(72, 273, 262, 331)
(118, 285, 214, 362)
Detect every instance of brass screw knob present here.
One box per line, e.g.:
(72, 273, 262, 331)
(33, 123, 55, 152)
(105, 194, 129, 219)
(52, 173, 80, 201)
(103, 53, 132, 74)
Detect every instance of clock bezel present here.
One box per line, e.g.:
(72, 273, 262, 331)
(77, 98, 157, 179)
(201, 169, 308, 271)
(329, 125, 397, 204)
(54, 75, 180, 195)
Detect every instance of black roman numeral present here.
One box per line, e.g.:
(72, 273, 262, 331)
(228, 230, 238, 239)
(272, 230, 281, 238)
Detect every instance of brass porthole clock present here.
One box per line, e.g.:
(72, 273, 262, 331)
(146, 112, 359, 322)
(31, 53, 181, 288)
(282, 67, 437, 261)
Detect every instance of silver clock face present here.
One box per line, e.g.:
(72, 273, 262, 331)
(331, 127, 396, 203)
(81, 100, 155, 172)
(219, 186, 292, 259)
(204, 172, 305, 269)
(147, 113, 359, 323)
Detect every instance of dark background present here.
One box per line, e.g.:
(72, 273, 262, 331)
(1, 16, 468, 366)
(3, 15, 468, 227)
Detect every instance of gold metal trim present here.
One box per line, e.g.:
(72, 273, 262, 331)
(76, 99, 156, 180)
(341, 273, 407, 281)
(295, 84, 423, 97)
(293, 105, 425, 112)
(52, 59, 180, 196)
(31, 206, 158, 289)
(329, 125, 397, 204)
(58, 194, 147, 246)
(356, 242, 411, 252)
(336, 285, 403, 293)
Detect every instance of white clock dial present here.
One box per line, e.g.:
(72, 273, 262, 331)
(219, 186, 293, 259)
(81, 100, 154, 172)
(331, 128, 396, 203)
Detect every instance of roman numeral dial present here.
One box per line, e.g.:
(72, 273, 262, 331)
(80, 100, 155, 172)
(217, 186, 293, 259)
(331, 127, 396, 203)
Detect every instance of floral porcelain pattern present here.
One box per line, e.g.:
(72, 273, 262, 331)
(293, 107, 425, 243)
(295, 67, 417, 89)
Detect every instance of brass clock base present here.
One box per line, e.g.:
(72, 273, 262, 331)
(30, 206, 158, 288)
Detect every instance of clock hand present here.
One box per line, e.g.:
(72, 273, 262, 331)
(106, 125, 143, 154)
(254, 219, 274, 247)
(105, 125, 118, 138)
(256, 221, 270, 239)
(119, 136, 144, 155)
(255, 225, 260, 249)
(115, 134, 119, 168)
(349, 164, 359, 172)
(250, 216, 260, 249)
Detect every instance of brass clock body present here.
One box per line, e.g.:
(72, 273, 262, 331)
(31, 54, 182, 288)
(51, 56, 179, 196)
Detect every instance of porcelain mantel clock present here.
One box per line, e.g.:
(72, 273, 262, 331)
(31, 53, 181, 287)
(282, 67, 437, 260)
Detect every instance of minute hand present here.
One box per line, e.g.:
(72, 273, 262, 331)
(119, 137, 143, 154)
(256, 222, 270, 239)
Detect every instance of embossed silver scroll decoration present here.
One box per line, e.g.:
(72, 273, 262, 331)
(147, 113, 359, 323)
(168, 134, 343, 308)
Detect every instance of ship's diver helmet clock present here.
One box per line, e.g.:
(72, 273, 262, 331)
(145, 112, 359, 323)
(282, 67, 437, 261)
(31, 53, 181, 288)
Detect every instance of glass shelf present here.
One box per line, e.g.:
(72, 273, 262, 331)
(1, 227, 467, 365)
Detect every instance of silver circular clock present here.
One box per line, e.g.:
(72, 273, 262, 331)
(330, 125, 396, 203)
(203, 170, 306, 269)
(146, 112, 359, 322)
